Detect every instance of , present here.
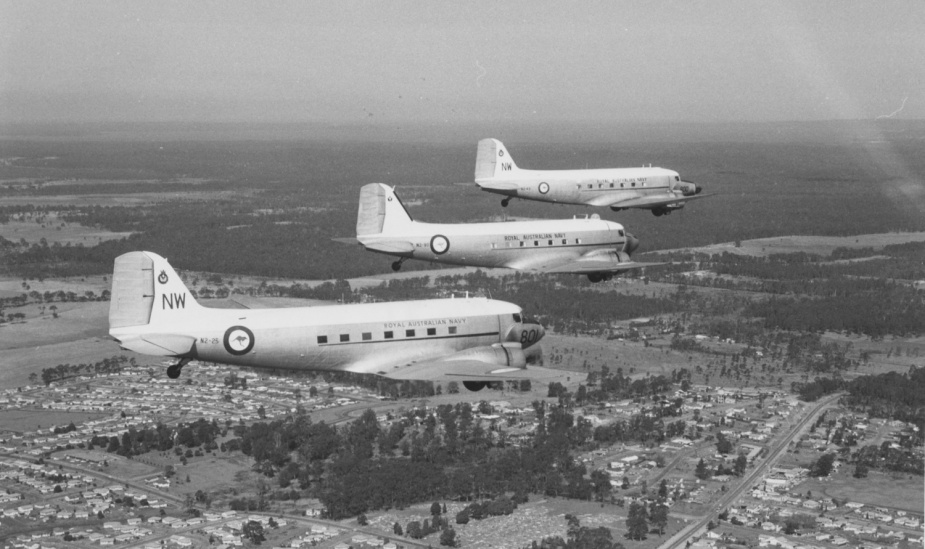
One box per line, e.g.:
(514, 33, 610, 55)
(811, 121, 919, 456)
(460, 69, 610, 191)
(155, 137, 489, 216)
(474, 138, 708, 216)
(108, 251, 562, 390)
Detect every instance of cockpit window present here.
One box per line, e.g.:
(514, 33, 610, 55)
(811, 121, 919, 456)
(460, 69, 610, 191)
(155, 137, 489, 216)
(513, 313, 522, 323)
(675, 176, 680, 181)
(618, 230, 625, 237)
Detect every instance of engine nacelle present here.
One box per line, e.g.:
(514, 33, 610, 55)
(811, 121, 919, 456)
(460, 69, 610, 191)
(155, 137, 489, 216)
(447, 342, 527, 369)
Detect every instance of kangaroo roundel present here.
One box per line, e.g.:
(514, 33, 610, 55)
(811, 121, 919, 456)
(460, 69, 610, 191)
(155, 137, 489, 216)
(538, 182, 550, 194)
(430, 235, 450, 255)
(224, 326, 255, 355)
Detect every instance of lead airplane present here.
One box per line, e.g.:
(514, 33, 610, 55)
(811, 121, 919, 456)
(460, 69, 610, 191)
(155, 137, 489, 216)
(347, 183, 657, 283)
(474, 138, 706, 216)
(109, 251, 559, 391)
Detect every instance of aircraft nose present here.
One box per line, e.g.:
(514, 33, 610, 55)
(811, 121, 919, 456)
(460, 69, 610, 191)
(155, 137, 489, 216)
(624, 233, 640, 255)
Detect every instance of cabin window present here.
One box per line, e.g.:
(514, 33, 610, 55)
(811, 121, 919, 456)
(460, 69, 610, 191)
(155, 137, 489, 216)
(620, 183, 624, 188)
(598, 183, 603, 188)
(562, 239, 567, 245)
(317, 335, 327, 344)
(576, 184, 581, 189)
(406, 329, 415, 337)
(339, 334, 350, 342)
(534, 241, 539, 247)
(513, 313, 522, 322)
(575, 238, 582, 244)
(384, 331, 393, 339)
(491, 243, 497, 249)
(587, 184, 592, 189)
(448, 326, 457, 334)
(519, 241, 525, 247)
(362, 332, 372, 341)
(427, 328, 436, 336)
(609, 183, 614, 188)
(548, 240, 553, 246)
(631, 182, 636, 187)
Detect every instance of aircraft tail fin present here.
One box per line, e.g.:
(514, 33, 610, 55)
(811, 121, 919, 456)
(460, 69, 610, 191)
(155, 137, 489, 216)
(356, 183, 414, 236)
(475, 138, 519, 182)
(109, 251, 202, 333)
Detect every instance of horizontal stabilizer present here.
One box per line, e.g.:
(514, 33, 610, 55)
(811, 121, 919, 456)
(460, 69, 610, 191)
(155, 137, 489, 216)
(117, 334, 196, 357)
(331, 237, 359, 245)
(475, 179, 520, 191)
(358, 239, 415, 255)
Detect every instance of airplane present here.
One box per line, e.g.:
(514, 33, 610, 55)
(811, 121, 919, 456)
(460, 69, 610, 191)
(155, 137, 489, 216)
(345, 183, 658, 283)
(108, 251, 559, 391)
(474, 138, 706, 216)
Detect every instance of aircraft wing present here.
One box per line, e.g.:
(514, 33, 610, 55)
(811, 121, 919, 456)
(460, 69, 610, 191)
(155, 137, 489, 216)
(511, 250, 664, 275)
(349, 342, 567, 383)
(593, 192, 711, 209)
(380, 359, 567, 383)
(537, 259, 664, 275)
(586, 191, 642, 207)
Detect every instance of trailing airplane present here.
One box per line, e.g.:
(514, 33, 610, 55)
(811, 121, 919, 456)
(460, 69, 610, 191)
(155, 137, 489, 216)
(474, 138, 706, 216)
(346, 183, 657, 283)
(109, 251, 558, 391)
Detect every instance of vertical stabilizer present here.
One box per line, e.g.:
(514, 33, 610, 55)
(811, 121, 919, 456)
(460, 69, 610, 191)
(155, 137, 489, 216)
(356, 183, 414, 236)
(109, 251, 201, 332)
(475, 138, 519, 182)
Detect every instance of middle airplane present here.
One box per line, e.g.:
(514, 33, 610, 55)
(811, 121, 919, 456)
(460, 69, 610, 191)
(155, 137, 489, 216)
(346, 183, 656, 283)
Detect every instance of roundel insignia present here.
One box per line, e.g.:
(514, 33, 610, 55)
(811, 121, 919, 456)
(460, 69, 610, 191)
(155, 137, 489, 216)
(430, 234, 450, 255)
(223, 326, 255, 356)
(538, 182, 550, 194)
(498, 149, 504, 157)
(157, 270, 169, 284)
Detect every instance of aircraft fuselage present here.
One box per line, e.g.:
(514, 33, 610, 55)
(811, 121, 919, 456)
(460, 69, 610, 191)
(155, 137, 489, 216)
(113, 297, 540, 376)
(359, 216, 633, 269)
(478, 166, 688, 206)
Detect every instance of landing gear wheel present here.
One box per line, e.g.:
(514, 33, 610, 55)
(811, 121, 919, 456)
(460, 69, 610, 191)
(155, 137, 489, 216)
(463, 381, 488, 392)
(501, 198, 510, 207)
(587, 273, 604, 283)
(166, 358, 191, 379)
(391, 260, 403, 272)
(652, 209, 665, 217)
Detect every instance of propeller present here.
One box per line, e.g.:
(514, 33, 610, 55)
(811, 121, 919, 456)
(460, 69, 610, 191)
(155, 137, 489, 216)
(624, 233, 640, 255)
